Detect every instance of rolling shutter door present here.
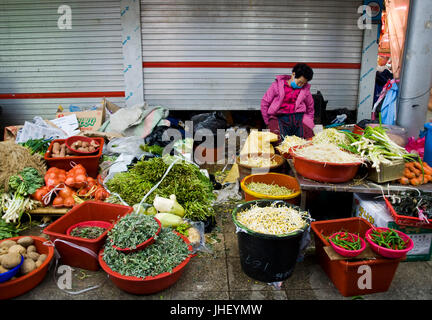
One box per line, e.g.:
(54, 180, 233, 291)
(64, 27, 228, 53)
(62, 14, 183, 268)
(140, 0, 363, 111)
(0, 0, 125, 128)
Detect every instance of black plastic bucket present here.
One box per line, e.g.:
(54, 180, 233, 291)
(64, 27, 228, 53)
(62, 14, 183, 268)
(232, 199, 310, 283)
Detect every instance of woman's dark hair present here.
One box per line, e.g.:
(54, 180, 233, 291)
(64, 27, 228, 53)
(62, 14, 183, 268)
(292, 63, 314, 81)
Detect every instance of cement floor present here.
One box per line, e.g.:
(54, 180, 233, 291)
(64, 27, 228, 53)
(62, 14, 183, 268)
(11, 204, 432, 301)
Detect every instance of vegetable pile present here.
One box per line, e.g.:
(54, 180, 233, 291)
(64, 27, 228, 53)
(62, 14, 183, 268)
(236, 203, 309, 236)
(32, 165, 110, 208)
(1, 168, 44, 224)
(19, 138, 52, 156)
(49, 139, 100, 158)
(276, 135, 308, 153)
(388, 190, 432, 221)
(399, 161, 432, 186)
(292, 143, 363, 164)
(312, 128, 349, 146)
(105, 156, 215, 222)
(245, 182, 295, 197)
(367, 228, 409, 250)
(102, 227, 190, 278)
(108, 213, 160, 249)
(341, 125, 418, 172)
(329, 232, 362, 251)
(0, 237, 48, 277)
(239, 155, 278, 168)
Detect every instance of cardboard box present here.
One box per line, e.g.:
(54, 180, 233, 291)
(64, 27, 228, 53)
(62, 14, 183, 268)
(367, 159, 405, 183)
(56, 103, 106, 132)
(353, 193, 432, 261)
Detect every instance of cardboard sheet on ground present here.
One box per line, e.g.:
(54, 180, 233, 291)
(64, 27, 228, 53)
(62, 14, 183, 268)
(324, 244, 380, 261)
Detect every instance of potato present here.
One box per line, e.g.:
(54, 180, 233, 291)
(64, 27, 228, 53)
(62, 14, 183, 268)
(21, 258, 36, 275)
(2, 252, 22, 269)
(0, 240, 17, 249)
(52, 142, 61, 155)
(0, 266, 9, 274)
(35, 260, 43, 268)
(27, 245, 37, 253)
(27, 251, 40, 261)
(0, 247, 8, 255)
(17, 236, 34, 248)
(8, 244, 26, 255)
(38, 254, 47, 263)
(59, 144, 66, 157)
(81, 141, 89, 148)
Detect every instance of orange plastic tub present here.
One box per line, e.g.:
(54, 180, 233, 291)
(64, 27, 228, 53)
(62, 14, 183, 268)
(240, 172, 301, 205)
(43, 201, 133, 271)
(44, 137, 104, 178)
(0, 236, 55, 300)
(311, 217, 404, 297)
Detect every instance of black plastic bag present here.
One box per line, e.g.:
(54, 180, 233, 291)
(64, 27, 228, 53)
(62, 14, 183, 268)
(191, 112, 227, 136)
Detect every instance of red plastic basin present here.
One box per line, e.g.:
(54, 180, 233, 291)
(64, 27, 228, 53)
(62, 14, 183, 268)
(365, 227, 414, 259)
(65, 136, 100, 155)
(0, 236, 55, 300)
(289, 147, 362, 183)
(66, 220, 113, 237)
(98, 232, 194, 295)
(43, 201, 133, 271)
(111, 217, 162, 253)
(328, 232, 366, 258)
(44, 137, 104, 178)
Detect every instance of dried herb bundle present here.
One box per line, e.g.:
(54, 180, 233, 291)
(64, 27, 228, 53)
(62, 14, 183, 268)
(103, 228, 190, 278)
(108, 213, 160, 249)
(70, 226, 106, 239)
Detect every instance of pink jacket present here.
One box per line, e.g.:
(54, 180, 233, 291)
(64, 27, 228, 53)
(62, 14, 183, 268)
(261, 75, 315, 131)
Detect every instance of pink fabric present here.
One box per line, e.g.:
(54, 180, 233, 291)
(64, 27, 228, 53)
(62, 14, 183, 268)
(278, 81, 301, 114)
(261, 74, 315, 131)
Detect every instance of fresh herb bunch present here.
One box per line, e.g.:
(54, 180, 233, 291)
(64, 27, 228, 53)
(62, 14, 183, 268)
(175, 222, 190, 236)
(70, 226, 107, 239)
(108, 213, 160, 249)
(102, 228, 190, 278)
(19, 138, 52, 156)
(1, 167, 43, 224)
(106, 156, 215, 221)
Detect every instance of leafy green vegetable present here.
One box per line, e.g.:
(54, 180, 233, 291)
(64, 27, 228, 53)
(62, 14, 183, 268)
(105, 156, 215, 221)
(102, 228, 190, 278)
(140, 144, 164, 156)
(9, 167, 44, 196)
(19, 138, 52, 156)
(1, 167, 43, 224)
(108, 213, 160, 249)
(0, 218, 24, 240)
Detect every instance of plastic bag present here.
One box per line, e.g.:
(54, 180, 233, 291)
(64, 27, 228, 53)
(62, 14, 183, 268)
(405, 136, 425, 159)
(105, 136, 145, 158)
(192, 112, 227, 136)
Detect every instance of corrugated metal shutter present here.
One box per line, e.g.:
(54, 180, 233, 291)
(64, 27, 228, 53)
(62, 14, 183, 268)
(141, 0, 363, 111)
(0, 0, 125, 128)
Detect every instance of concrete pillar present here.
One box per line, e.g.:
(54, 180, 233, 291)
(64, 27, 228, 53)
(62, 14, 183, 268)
(396, 0, 432, 137)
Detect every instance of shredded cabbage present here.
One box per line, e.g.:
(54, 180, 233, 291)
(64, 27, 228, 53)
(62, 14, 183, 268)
(312, 128, 349, 146)
(276, 135, 308, 153)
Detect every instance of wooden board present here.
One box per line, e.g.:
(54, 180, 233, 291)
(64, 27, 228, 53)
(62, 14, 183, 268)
(324, 244, 381, 261)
